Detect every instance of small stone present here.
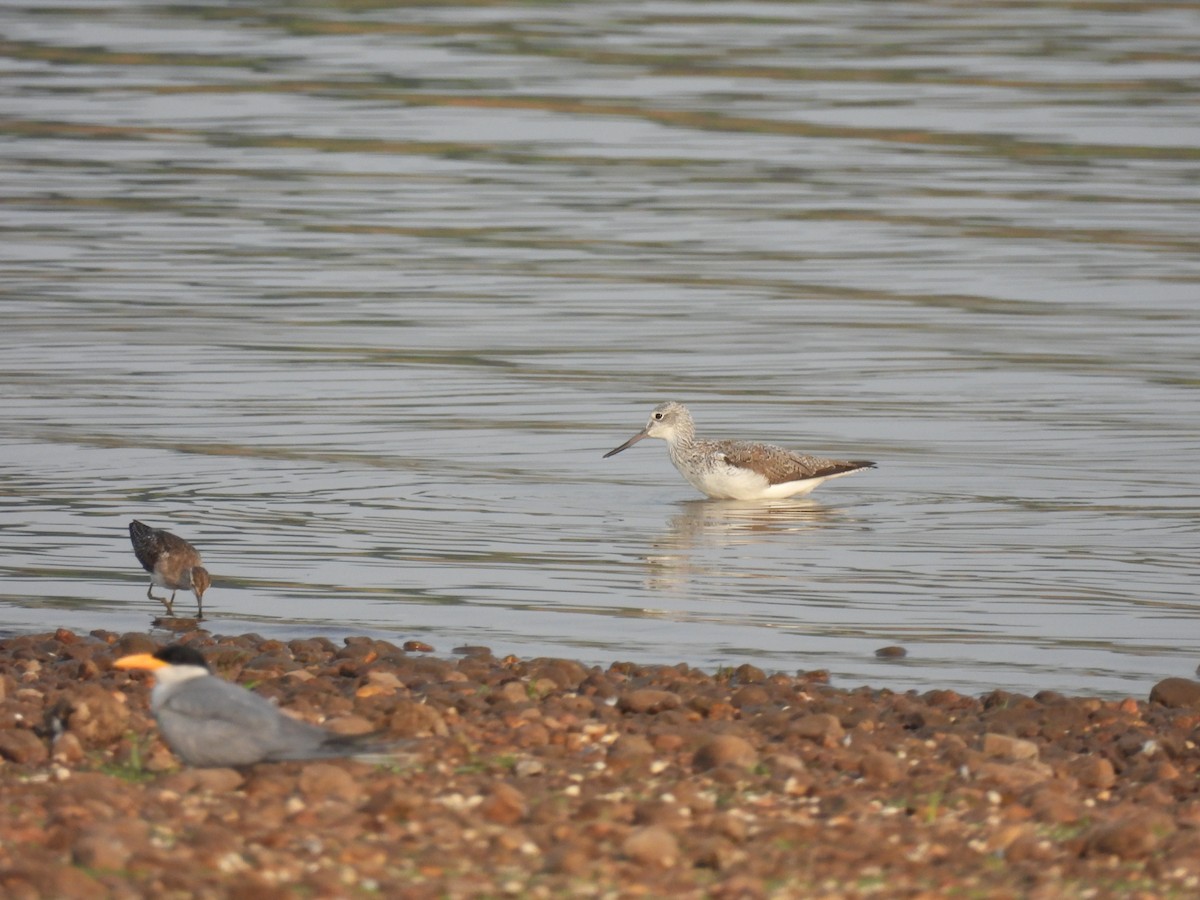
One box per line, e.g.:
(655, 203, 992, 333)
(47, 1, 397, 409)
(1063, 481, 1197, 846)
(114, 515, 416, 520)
(71, 824, 144, 870)
(693, 735, 758, 771)
(859, 750, 904, 784)
(790, 713, 845, 745)
(403, 641, 434, 653)
(479, 782, 528, 825)
(1071, 755, 1116, 790)
(544, 842, 592, 875)
(179, 767, 245, 793)
(983, 733, 1040, 761)
(731, 686, 770, 709)
(366, 671, 403, 690)
(1083, 812, 1176, 859)
(388, 700, 449, 737)
(51, 732, 85, 765)
(617, 689, 681, 714)
(527, 658, 589, 690)
(1149, 677, 1200, 709)
(513, 758, 545, 778)
(453, 645, 492, 658)
(61, 684, 131, 744)
(608, 734, 655, 761)
(622, 825, 679, 867)
(494, 681, 530, 705)
(875, 646, 907, 658)
(114, 633, 159, 657)
(298, 763, 362, 803)
(976, 761, 1052, 793)
(0, 728, 48, 764)
(325, 715, 376, 736)
(734, 664, 765, 684)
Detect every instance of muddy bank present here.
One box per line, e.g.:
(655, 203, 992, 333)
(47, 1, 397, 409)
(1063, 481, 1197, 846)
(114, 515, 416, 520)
(1, 629, 1199, 898)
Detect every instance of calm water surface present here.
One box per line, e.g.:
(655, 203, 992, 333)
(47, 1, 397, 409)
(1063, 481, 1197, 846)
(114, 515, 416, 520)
(2, 1, 1198, 697)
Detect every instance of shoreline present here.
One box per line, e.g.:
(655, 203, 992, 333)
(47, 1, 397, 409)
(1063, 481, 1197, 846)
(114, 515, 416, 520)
(2, 628, 1199, 897)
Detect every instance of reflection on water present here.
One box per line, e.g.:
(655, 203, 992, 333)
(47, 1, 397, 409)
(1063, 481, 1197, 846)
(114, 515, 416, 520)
(644, 499, 846, 594)
(1, 0, 1198, 697)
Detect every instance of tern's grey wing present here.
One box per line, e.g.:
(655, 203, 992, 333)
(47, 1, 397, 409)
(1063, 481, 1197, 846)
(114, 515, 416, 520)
(715, 441, 871, 485)
(155, 676, 331, 767)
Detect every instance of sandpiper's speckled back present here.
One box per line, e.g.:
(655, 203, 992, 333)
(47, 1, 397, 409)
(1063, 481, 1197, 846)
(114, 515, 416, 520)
(129, 520, 202, 574)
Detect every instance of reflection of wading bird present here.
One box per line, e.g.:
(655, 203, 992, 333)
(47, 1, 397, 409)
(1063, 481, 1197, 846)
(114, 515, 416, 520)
(604, 401, 876, 501)
(128, 520, 211, 618)
(115, 645, 405, 767)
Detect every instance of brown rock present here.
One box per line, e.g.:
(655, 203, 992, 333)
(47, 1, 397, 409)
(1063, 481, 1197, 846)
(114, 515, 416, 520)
(617, 689, 681, 714)
(403, 640, 434, 653)
(790, 713, 845, 745)
(114, 633, 158, 657)
(694, 735, 758, 771)
(297, 763, 363, 803)
(1083, 811, 1176, 859)
(983, 733, 1040, 761)
(874, 645, 907, 658)
(57, 684, 131, 744)
(1029, 786, 1084, 825)
(608, 734, 655, 761)
(324, 714, 376, 736)
(976, 761, 1052, 793)
(1071, 755, 1116, 790)
(388, 700, 449, 737)
(731, 686, 770, 709)
(622, 825, 680, 867)
(1149, 677, 1200, 709)
(859, 750, 904, 784)
(0, 728, 48, 764)
(161, 767, 245, 794)
(71, 821, 149, 870)
(479, 782, 528, 825)
(734, 664, 766, 684)
(51, 732, 85, 765)
(527, 658, 589, 690)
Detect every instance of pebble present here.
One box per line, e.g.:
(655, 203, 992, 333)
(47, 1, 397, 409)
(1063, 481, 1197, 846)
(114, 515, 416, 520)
(0, 729, 48, 765)
(1071, 756, 1116, 790)
(789, 713, 845, 745)
(859, 750, 904, 784)
(616, 689, 681, 714)
(1083, 811, 1176, 859)
(608, 734, 655, 761)
(983, 732, 1040, 761)
(693, 735, 758, 771)
(874, 646, 907, 659)
(298, 763, 363, 803)
(1149, 677, 1200, 709)
(479, 782, 528, 825)
(622, 825, 680, 867)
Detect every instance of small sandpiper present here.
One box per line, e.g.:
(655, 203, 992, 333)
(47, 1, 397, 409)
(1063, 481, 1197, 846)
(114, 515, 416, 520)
(604, 401, 876, 500)
(128, 520, 211, 618)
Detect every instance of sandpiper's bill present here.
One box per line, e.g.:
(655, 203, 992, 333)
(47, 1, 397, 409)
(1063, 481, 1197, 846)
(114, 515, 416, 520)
(604, 401, 875, 500)
(128, 520, 211, 618)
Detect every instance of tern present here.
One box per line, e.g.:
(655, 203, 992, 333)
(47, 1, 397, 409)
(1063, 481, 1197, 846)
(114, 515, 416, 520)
(115, 645, 404, 767)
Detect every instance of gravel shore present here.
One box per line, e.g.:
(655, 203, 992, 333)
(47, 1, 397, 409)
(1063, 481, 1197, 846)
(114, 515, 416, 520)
(1, 628, 1198, 898)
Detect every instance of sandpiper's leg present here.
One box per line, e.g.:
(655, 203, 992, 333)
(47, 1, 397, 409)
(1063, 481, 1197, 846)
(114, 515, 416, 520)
(146, 583, 173, 614)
